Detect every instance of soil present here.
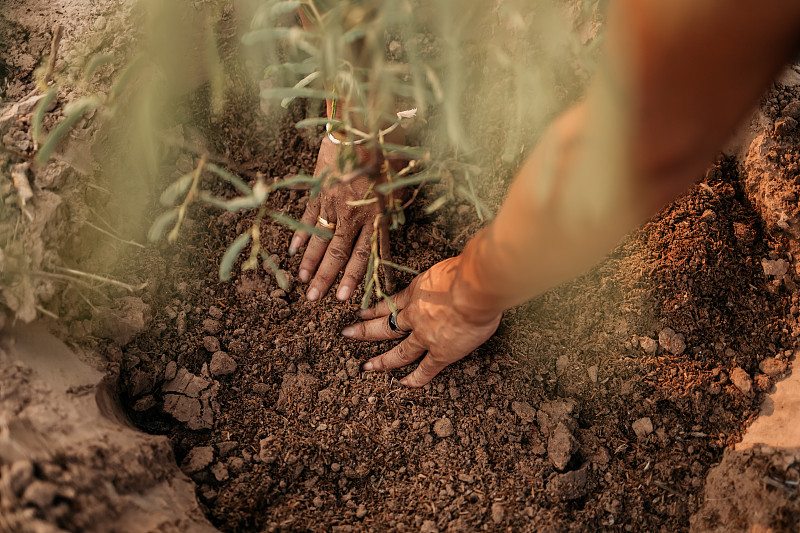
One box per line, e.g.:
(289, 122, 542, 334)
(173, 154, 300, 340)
(2, 1, 800, 533)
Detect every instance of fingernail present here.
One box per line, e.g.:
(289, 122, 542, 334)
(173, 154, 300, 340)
(307, 287, 320, 301)
(299, 269, 311, 283)
(336, 284, 351, 301)
(399, 377, 409, 386)
(362, 361, 374, 371)
(288, 236, 301, 256)
(357, 309, 368, 318)
(341, 326, 355, 338)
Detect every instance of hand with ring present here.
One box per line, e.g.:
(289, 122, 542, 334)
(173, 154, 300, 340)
(289, 136, 393, 302)
(341, 256, 502, 387)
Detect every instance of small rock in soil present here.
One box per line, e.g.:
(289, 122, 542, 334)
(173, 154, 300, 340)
(182, 446, 214, 474)
(548, 422, 577, 471)
(420, 519, 438, 533)
(203, 318, 221, 335)
(759, 357, 788, 377)
(730, 367, 754, 395)
(754, 373, 772, 392)
(762, 258, 789, 277)
(588, 365, 599, 382)
(433, 417, 454, 438)
(658, 327, 686, 355)
(547, 466, 589, 500)
(210, 351, 237, 377)
(98, 296, 151, 346)
(21, 481, 58, 508)
(132, 395, 156, 412)
(356, 503, 367, 519)
(632, 417, 654, 439)
(210, 462, 229, 482)
(202, 336, 221, 352)
(259, 438, 277, 464)
(511, 401, 537, 423)
(491, 502, 506, 524)
(252, 383, 269, 395)
(209, 306, 223, 318)
(639, 336, 657, 355)
(164, 360, 177, 381)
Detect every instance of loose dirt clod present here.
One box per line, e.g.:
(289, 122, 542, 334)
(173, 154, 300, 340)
(433, 417, 454, 438)
(658, 327, 686, 355)
(730, 367, 754, 395)
(632, 417, 654, 439)
(210, 351, 237, 376)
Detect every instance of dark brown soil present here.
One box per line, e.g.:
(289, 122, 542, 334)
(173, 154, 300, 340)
(115, 80, 799, 531)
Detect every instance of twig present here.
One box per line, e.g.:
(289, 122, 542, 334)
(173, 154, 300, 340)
(84, 221, 146, 248)
(35, 305, 59, 320)
(43, 25, 64, 86)
(54, 267, 147, 292)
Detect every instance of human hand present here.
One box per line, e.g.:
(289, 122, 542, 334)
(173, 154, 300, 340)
(289, 136, 385, 302)
(340, 257, 502, 387)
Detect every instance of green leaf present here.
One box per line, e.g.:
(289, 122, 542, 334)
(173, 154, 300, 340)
(206, 163, 252, 195)
(224, 196, 263, 212)
(108, 54, 144, 104)
(159, 173, 194, 206)
(270, 1, 301, 17)
(269, 211, 332, 239)
(198, 191, 231, 210)
(424, 194, 449, 214)
(380, 260, 419, 275)
(270, 175, 320, 190)
(147, 209, 179, 242)
(32, 88, 57, 144)
(261, 251, 289, 291)
(219, 232, 252, 281)
(35, 97, 101, 166)
(280, 71, 322, 108)
(378, 143, 430, 160)
(83, 54, 115, 82)
(376, 171, 439, 194)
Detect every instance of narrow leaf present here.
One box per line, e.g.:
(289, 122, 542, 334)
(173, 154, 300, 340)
(270, 175, 320, 190)
(280, 71, 321, 108)
(32, 88, 57, 143)
(260, 87, 335, 103)
(295, 117, 342, 130)
(220, 232, 252, 281)
(261, 251, 289, 290)
(269, 211, 332, 239)
(206, 162, 252, 195)
(376, 171, 440, 194)
(84, 54, 115, 82)
(147, 209, 179, 242)
(35, 97, 100, 165)
(159, 173, 194, 206)
(380, 260, 419, 275)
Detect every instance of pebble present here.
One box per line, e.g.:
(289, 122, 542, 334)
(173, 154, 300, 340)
(658, 327, 686, 355)
(164, 360, 177, 380)
(588, 365, 599, 382)
(210, 351, 237, 377)
(356, 503, 368, 519)
(210, 462, 229, 482)
(762, 258, 789, 277)
(632, 417, 654, 438)
(203, 336, 221, 352)
(420, 520, 438, 533)
(331, 463, 341, 472)
(182, 446, 215, 474)
(491, 502, 506, 524)
(547, 422, 577, 471)
(203, 319, 221, 334)
(730, 367, 753, 395)
(313, 496, 324, 508)
(639, 336, 658, 355)
(759, 357, 788, 377)
(511, 401, 537, 424)
(433, 417, 454, 438)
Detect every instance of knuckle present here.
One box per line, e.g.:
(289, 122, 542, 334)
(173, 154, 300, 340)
(353, 246, 371, 263)
(326, 244, 349, 263)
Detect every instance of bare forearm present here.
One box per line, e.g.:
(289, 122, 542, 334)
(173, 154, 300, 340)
(451, 0, 800, 323)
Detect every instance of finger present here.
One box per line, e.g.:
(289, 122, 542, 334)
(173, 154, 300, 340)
(289, 196, 320, 256)
(297, 207, 335, 284)
(361, 334, 426, 372)
(341, 309, 412, 341)
(307, 227, 357, 301)
(400, 353, 447, 388)
(357, 286, 413, 320)
(336, 226, 372, 301)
